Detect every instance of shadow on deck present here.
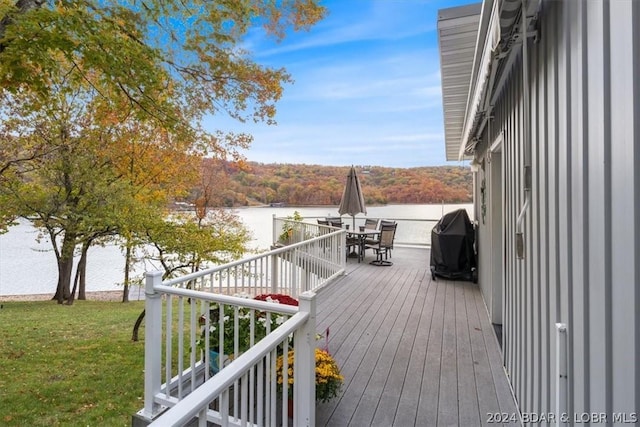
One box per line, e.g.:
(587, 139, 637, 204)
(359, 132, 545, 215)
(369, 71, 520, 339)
(314, 246, 519, 427)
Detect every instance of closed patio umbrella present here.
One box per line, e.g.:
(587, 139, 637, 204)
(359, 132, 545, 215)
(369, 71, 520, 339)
(338, 165, 367, 230)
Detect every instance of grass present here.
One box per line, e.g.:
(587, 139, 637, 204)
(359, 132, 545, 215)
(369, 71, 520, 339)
(0, 299, 147, 426)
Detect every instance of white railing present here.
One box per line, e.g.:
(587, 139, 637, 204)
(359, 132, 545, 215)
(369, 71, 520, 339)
(160, 221, 345, 298)
(386, 218, 439, 247)
(136, 221, 343, 426)
(282, 215, 441, 247)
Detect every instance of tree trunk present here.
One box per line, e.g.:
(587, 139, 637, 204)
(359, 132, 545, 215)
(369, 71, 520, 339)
(53, 232, 76, 304)
(122, 242, 131, 303)
(67, 267, 80, 305)
(54, 255, 73, 304)
(132, 309, 145, 341)
(77, 239, 91, 300)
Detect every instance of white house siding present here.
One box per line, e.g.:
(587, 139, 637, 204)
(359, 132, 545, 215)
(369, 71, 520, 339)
(472, 0, 639, 422)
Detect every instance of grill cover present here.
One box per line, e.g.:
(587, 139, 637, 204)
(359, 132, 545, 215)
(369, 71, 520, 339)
(430, 209, 477, 282)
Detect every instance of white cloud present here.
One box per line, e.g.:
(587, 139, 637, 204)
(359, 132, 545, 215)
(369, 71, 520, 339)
(248, 0, 439, 58)
(205, 0, 472, 167)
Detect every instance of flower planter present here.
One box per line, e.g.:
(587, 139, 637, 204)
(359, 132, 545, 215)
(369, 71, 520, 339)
(209, 350, 228, 375)
(199, 294, 299, 370)
(276, 348, 344, 404)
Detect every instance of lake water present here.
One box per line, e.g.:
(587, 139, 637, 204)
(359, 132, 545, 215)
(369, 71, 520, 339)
(0, 204, 472, 296)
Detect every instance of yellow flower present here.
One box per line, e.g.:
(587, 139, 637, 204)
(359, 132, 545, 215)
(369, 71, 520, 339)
(276, 348, 344, 403)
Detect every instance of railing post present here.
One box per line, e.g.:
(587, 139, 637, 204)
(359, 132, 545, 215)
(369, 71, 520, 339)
(292, 248, 299, 298)
(294, 292, 316, 426)
(272, 214, 277, 245)
(340, 231, 347, 272)
(143, 270, 164, 420)
(271, 252, 279, 293)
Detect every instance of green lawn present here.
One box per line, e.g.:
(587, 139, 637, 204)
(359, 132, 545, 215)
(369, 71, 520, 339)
(0, 300, 147, 426)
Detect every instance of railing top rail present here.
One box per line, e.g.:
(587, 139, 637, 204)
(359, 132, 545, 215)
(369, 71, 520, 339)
(275, 216, 442, 222)
(270, 229, 344, 250)
(149, 306, 311, 426)
(161, 225, 343, 287)
(154, 284, 300, 315)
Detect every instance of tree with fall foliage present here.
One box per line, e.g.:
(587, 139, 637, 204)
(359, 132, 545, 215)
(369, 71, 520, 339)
(130, 208, 251, 341)
(196, 162, 472, 207)
(0, 0, 325, 129)
(0, 77, 197, 303)
(0, 0, 326, 301)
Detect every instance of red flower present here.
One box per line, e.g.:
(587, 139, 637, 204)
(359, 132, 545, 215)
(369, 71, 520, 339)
(254, 293, 299, 306)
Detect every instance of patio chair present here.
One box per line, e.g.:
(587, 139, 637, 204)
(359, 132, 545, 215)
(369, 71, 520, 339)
(363, 219, 395, 256)
(325, 218, 357, 258)
(365, 223, 397, 266)
(378, 220, 396, 257)
(326, 217, 344, 228)
(362, 218, 381, 252)
(364, 218, 378, 230)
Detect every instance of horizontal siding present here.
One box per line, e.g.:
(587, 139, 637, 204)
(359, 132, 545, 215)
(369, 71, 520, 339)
(474, 0, 639, 422)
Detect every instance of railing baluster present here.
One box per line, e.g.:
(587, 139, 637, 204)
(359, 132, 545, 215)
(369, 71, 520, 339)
(221, 389, 229, 427)
(178, 296, 184, 399)
(190, 297, 197, 394)
(233, 306, 239, 420)
(218, 302, 224, 374)
(203, 300, 210, 381)
(257, 360, 264, 425)
(240, 371, 248, 425)
(198, 407, 207, 427)
(249, 363, 255, 425)
(165, 294, 172, 398)
(282, 339, 290, 427)
(269, 347, 276, 427)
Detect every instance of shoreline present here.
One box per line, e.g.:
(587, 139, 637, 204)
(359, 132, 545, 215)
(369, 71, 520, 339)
(0, 290, 140, 302)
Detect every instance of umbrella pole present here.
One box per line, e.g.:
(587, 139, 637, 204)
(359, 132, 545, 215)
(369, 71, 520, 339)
(348, 215, 359, 258)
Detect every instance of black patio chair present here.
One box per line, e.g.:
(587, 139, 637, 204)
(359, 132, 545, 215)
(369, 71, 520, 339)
(370, 219, 396, 258)
(365, 223, 397, 266)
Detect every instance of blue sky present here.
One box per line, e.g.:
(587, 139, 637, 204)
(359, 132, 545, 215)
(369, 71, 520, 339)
(206, 0, 476, 168)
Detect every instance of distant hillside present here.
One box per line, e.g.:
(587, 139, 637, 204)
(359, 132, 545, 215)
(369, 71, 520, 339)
(197, 161, 472, 207)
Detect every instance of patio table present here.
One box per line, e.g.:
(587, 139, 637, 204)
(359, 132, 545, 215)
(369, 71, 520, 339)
(346, 229, 379, 262)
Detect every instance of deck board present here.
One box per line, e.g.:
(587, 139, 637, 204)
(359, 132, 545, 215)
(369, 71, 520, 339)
(350, 270, 420, 426)
(457, 281, 481, 426)
(315, 247, 519, 427)
(465, 281, 501, 427)
(438, 278, 458, 426)
(371, 269, 428, 426)
(416, 276, 445, 427)
(393, 269, 437, 427)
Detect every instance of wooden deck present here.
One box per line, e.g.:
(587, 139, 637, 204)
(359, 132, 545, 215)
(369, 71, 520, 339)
(313, 246, 519, 427)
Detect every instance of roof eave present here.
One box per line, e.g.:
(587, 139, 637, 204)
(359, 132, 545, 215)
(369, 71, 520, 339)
(437, 2, 483, 162)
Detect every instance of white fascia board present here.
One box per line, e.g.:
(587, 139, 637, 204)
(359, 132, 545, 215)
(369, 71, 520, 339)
(458, 0, 501, 160)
